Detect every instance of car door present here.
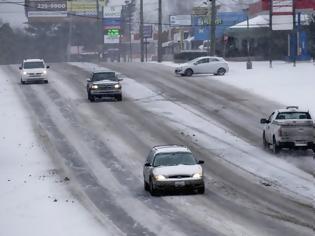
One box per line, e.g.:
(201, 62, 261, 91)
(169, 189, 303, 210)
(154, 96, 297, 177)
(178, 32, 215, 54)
(143, 151, 154, 183)
(266, 112, 275, 143)
(208, 58, 220, 73)
(193, 58, 209, 74)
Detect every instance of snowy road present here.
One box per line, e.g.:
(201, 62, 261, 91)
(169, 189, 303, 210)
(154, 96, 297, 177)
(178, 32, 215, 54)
(1, 62, 314, 236)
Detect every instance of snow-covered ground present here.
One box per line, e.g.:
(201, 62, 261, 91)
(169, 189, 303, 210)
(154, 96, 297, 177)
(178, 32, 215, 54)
(161, 60, 315, 116)
(70, 61, 315, 207)
(0, 69, 108, 236)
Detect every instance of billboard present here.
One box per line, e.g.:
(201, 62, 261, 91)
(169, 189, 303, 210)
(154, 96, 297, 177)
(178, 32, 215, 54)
(26, 0, 67, 18)
(272, 0, 293, 30)
(103, 6, 122, 44)
(103, 5, 122, 18)
(193, 12, 246, 41)
(170, 15, 192, 26)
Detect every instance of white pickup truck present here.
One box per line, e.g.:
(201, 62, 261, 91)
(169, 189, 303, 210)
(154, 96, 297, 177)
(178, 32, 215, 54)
(260, 106, 315, 153)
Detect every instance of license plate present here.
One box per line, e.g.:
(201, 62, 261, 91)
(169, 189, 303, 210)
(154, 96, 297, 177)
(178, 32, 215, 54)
(175, 181, 185, 187)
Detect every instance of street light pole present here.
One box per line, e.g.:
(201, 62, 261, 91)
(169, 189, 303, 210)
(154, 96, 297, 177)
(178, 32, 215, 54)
(140, 0, 144, 62)
(129, 6, 132, 62)
(210, 0, 216, 56)
(157, 0, 162, 62)
(245, 9, 252, 69)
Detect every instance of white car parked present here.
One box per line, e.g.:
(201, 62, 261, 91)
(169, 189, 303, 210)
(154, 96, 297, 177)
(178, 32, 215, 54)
(175, 56, 229, 76)
(143, 145, 205, 196)
(20, 59, 49, 84)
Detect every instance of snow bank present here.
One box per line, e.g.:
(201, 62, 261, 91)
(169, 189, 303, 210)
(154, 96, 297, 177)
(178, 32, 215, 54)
(0, 68, 109, 236)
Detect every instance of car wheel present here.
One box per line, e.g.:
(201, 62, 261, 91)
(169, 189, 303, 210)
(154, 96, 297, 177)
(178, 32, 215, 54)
(44, 80, 48, 84)
(263, 132, 269, 149)
(21, 79, 25, 84)
(272, 137, 280, 154)
(149, 179, 158, 196)
(88, 93, 95, 102)
(197, 185, 205, 194)
(144, 181, 149, 191)
(116, 94, 122, 101)
(217, 68, 226, 76)
(184, 69, 193, 77)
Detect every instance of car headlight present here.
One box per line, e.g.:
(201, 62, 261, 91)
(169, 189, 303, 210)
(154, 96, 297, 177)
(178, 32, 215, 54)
(91, 85, 98, 89)
(23, 71, 27, 75)
(114, 84, 121, 89)
(154, 175, 166, 181)
(192, 173, 202, 179)
(43, 70, 47, 75)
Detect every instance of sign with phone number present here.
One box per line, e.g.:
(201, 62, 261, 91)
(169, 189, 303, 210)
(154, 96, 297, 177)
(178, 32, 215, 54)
(28, 0, 67, 12)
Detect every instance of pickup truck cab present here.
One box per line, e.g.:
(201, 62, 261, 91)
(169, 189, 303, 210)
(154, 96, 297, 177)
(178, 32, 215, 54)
(260, 106, 315, 153)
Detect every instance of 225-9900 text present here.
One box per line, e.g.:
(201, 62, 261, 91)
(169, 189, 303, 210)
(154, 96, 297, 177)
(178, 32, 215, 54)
(37, 3, 66, 10)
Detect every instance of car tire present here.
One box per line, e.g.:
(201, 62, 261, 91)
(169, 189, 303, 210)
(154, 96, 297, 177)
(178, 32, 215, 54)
(184, 69, 193, 77)
(197, 185, 205, 194)
(217, 68, 226, 76)
(116, 94, 122, 101)
(149, 179, 159, 196)
(272, 137, 280, 154)
(88, 92, 95, 102)
(44, 80, 48, 84)
(21, 79, 25, 84)
(263, 132, 269, 149)
(144, 181, 149, 191)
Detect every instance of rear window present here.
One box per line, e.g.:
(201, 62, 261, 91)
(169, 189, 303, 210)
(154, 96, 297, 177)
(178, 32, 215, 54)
(276, 112, 311, 120)
(173, 51, 208, 62)
(23, 61, 45, 69)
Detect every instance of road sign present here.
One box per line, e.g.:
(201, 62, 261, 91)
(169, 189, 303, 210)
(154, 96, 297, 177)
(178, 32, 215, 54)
(143, 25, 153, 38)
(272, 0, 293, 30)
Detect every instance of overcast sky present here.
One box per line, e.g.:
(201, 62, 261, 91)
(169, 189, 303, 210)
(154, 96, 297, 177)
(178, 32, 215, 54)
(0, 0, 257, 29)
(0, 1, 27, 28)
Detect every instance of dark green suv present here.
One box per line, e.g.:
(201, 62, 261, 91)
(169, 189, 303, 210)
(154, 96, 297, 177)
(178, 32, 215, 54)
(86, 71, 123, 102)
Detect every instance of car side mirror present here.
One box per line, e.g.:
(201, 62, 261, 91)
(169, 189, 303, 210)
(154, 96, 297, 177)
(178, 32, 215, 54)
(193, 62, 198, 65)
(19, 66, 22, 70)
(260, 118, 269, 124)
(144, 163, 151, 167)
(86, 78, 91, 82)
(46, 65, 50, 69)
(197, 160, 204, 164)
(118, 77, 123, 81)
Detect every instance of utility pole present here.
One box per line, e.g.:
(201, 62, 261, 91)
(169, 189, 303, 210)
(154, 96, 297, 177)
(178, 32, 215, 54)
(269, 0, 273, 68)
(292, 0, 296, 67)
(96, 0, 103, 62)
(129, 4, 132, 62)
(157, 0, 162, 62)
(210, 0, 216, 56)
(140, 0, 144, 62)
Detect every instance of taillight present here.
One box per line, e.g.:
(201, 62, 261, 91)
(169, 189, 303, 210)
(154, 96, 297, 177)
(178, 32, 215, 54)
(278, 128, 282, 137)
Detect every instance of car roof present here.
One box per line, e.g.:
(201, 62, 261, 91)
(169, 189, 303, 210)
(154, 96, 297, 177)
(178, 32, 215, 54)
(23, 59, 44, 62)
(195, 56, 222, 60)
(277, 106, 308, 113)
(152, 145, 192, 155)
(92, 70, 115, 74)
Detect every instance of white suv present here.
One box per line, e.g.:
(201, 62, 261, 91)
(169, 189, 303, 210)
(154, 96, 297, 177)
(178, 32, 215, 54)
(20, 59, 49, 84)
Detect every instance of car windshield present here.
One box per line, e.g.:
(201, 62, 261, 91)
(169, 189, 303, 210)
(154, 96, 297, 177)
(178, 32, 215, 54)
(92, 72, 117, 81)
(153, 152, 196, 167)
(276, 112, 311, 120)
(23, 62, 45, 69)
